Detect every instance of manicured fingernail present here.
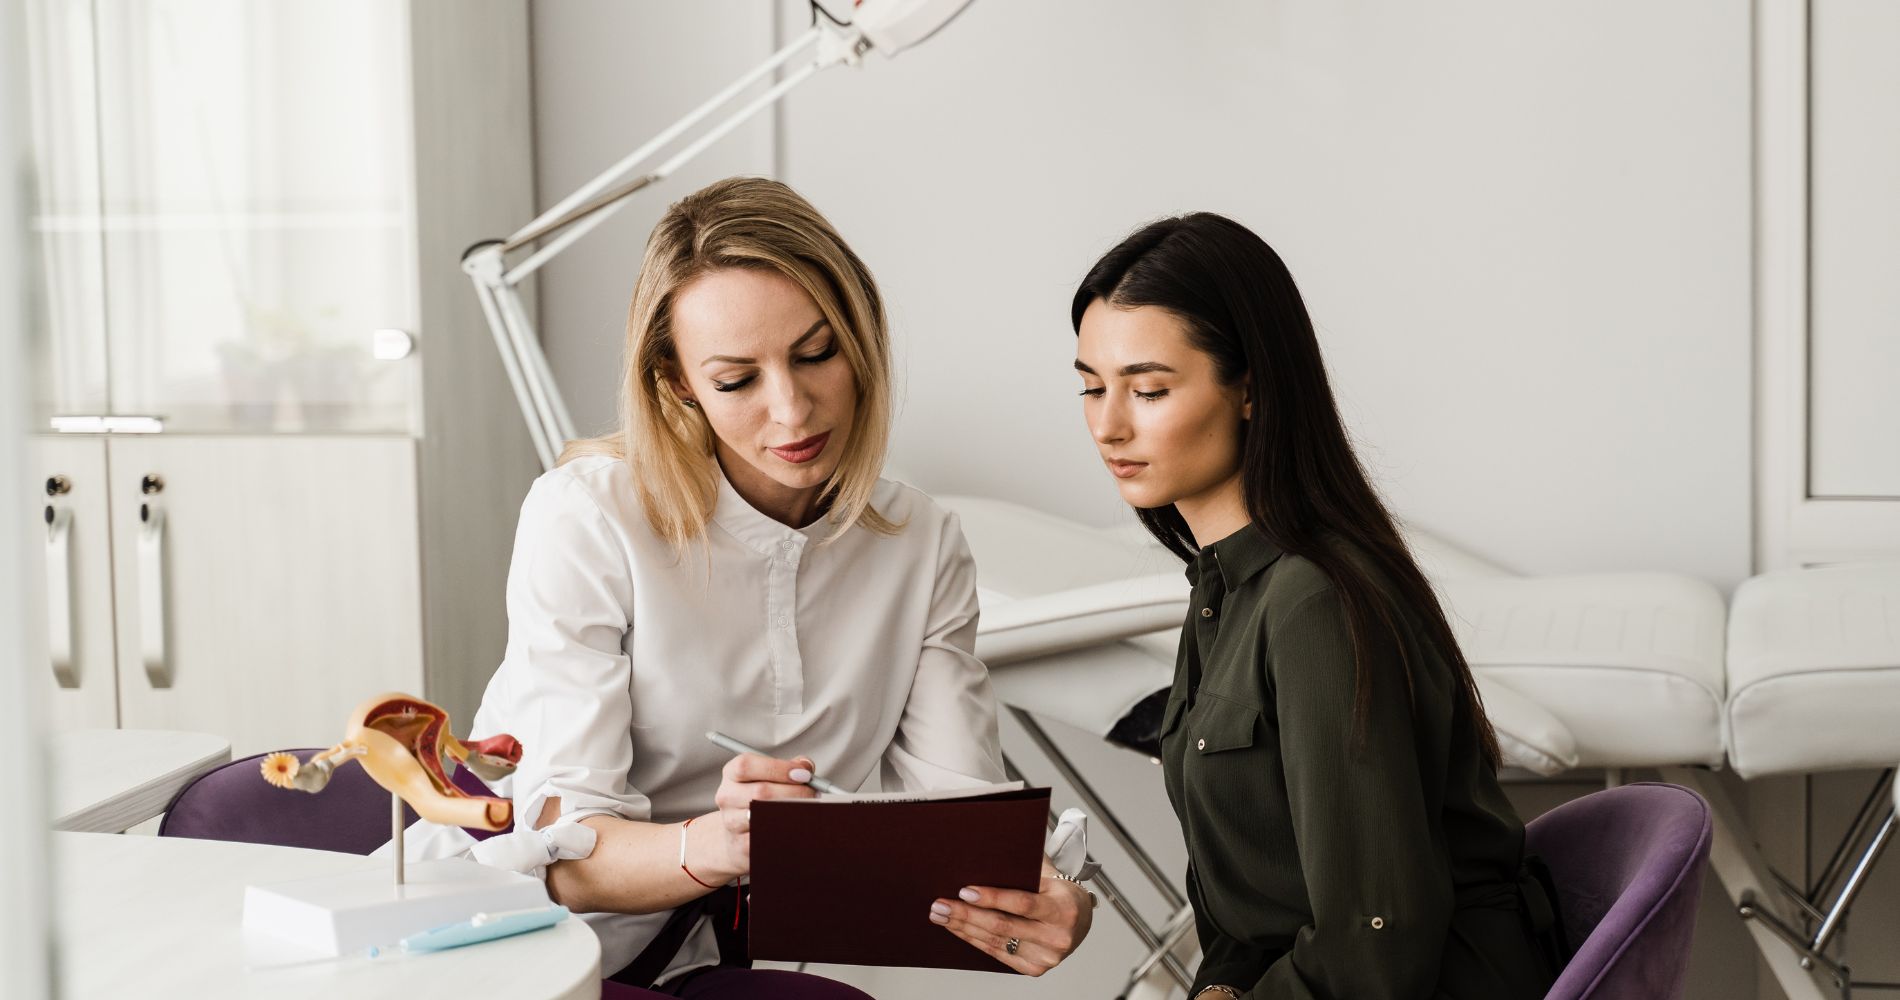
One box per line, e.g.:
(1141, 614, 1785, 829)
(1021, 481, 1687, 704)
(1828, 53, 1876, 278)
(789, 768, 812, 783)
(959, 887, 979, 903)
(929, 909, 949, 925)
(743, 809, 751, 823)
(930, 901, 951, 917)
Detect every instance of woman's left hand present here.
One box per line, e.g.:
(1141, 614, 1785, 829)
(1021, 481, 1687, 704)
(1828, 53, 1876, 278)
(930, 872, 1094, 976)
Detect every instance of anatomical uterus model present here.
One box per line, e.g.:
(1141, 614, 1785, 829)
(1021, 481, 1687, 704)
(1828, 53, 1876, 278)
(262, 692, 521, 832)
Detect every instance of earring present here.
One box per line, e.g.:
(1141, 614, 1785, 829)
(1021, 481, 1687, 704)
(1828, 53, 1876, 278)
(680, 398, 698, 409)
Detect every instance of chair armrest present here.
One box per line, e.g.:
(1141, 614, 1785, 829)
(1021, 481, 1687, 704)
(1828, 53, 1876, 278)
(976, 574, 1189, 667)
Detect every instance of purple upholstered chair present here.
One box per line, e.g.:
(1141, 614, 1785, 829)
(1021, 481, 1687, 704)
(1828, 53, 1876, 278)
(158, 748, 501, 854)
(1527, 781, 1713, 1000)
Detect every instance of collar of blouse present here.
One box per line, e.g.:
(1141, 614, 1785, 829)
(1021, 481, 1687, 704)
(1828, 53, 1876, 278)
(708, 464, 839, 557)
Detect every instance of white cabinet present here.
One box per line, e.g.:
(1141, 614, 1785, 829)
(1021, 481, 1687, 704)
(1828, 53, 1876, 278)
(30, 437, 115, 733)
(26, 0, 423, 435)
(1756, 0, 1900, 567)
(22, 0, 540, 753)
(30, 436, 427, 753)
(1807, 1, 1900, 500)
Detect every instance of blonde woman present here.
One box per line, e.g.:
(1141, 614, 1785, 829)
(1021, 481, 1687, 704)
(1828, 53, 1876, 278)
(410, 178, 1091, 997)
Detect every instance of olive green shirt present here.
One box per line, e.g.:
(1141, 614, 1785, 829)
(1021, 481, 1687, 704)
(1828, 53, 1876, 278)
(1160, 525, 1552, 1000)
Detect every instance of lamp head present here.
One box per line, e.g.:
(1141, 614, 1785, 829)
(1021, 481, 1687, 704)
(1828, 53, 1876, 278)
(842, 0, 976, 59)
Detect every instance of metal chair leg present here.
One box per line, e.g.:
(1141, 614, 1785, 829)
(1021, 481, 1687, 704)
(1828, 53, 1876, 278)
(1002, 725, 1195, 996)
(1009, 707, 1187, 910)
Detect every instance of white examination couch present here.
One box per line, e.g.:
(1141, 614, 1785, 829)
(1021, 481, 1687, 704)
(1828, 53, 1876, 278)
(948, 493, 1900, 1000)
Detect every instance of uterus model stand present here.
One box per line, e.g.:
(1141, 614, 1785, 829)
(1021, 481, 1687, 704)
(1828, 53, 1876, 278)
(244, 692, 549, 957)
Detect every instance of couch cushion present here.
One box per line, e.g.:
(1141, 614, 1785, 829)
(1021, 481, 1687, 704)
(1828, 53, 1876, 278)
(1726, 563, 1900, 778)
(1438, 573, 1728, 769)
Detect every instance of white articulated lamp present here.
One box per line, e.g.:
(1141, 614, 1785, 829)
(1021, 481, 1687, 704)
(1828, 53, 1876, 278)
(463, 0, 977, 470)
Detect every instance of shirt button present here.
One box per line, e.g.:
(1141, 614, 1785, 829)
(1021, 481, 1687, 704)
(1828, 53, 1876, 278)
(1196, 738, 1206, 750)
(1200, 607, 1214, 619)
(776, 616, 789, 629)
(1370, 917, 1385, 929)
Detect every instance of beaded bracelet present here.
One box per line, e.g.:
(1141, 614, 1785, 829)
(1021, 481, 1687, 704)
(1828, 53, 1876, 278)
(1047, 869, 1098, 908)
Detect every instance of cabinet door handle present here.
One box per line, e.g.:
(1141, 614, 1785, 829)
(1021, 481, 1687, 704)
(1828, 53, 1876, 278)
(138, 499, 171, 688)
(44, 504, 79, 689)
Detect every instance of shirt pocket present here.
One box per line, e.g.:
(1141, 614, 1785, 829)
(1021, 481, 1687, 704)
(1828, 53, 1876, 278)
(1160, 695, 1187, 739)
(1187, 691, 1261, 754)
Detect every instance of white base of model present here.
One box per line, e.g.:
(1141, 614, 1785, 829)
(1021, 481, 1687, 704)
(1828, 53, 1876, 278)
(242, 858, 549, 959)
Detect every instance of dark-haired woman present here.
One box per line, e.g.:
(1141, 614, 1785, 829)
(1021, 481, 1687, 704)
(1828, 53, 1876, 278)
(1069, 214, 1564, 1000)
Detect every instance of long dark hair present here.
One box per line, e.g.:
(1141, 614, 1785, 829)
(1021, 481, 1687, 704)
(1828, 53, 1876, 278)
(1072, 213, 1501, 771)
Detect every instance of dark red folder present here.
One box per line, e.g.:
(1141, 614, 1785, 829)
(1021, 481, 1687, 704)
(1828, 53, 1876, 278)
(748, 786, 1052, 973)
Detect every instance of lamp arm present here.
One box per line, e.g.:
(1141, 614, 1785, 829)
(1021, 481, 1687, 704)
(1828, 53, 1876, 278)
(502, 25, 826, 258)
(503, 54, 828, 286)
(464, 0, 978, 472)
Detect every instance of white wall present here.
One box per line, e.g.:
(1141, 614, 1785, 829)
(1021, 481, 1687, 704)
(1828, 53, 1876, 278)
(532, 2, 1756, 589)
(530, 0, 779, 438)
(527, 4, 1772, 999)
(774, 0, 1754, 589)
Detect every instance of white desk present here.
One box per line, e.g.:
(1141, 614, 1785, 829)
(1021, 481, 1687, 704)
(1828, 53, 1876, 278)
(51, 729, 231, 832)
(54, 832, 601, 999)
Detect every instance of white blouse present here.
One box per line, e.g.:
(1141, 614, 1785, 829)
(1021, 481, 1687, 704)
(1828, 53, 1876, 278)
(413, 454, 1006, 982)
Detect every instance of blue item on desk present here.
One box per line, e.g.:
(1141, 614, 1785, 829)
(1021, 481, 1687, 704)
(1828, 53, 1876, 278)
(399, 904, 570, 953)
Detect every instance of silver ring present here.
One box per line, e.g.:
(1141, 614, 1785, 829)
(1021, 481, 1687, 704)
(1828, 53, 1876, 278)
(1005, 936, 1020, 955)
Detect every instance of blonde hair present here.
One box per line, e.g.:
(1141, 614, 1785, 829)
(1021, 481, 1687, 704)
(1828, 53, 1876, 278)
(560, 176, 898, 551)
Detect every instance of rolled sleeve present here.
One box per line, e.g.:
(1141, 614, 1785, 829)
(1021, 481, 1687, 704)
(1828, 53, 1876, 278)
(1248, 589, 1453, 1000)
(881, 512, 1008, 792)
(500, 472, 652, 829)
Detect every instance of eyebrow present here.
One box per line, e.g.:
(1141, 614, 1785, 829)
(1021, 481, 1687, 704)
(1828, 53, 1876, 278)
(1073, 359, 1178, 376)
(700, 319, 830, 366)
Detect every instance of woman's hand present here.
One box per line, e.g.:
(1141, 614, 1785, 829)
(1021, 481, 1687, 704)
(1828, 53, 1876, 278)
(929, 871, 1094, 976)
(692, 751, 820, 883)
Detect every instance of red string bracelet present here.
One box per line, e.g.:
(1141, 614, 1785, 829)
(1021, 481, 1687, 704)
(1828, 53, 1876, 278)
(679, 816, 721, 889)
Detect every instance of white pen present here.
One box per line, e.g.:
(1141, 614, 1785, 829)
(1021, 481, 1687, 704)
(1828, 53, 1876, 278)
(705, 730, 845, 794)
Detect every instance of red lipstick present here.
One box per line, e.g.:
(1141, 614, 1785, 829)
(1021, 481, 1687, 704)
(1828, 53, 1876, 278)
(771, 432, 830, 465)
